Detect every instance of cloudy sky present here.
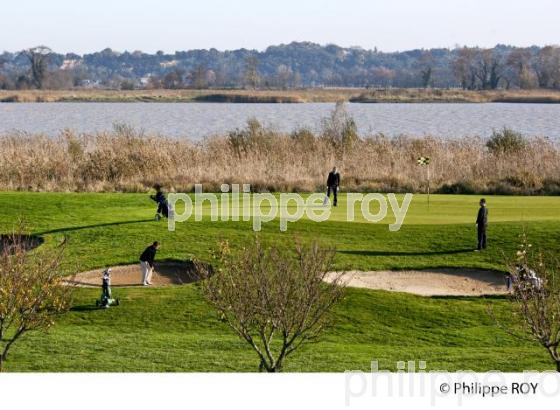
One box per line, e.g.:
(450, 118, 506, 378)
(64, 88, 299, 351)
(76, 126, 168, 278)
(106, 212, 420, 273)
(2, 0, 559, 53)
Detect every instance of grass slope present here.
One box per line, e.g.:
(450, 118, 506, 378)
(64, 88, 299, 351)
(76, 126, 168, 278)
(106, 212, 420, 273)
(1, 192, 559, 371)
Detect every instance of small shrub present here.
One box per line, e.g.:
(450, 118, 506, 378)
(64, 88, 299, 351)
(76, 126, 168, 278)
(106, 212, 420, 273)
(486, 128, 527, 155)
(437, 181, 477, 195)
(487, 180, 520, 195)
(290, 127, 316, 147)
(120, 80, 135, 90)
(321, 102, 360, 150)
(227, 118, 270, 157)
(540, 178, 560, 195)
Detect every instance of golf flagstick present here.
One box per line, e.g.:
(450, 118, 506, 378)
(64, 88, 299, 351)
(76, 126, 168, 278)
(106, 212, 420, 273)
(417, 156, 431, 211)
(427, 164, 430, 210)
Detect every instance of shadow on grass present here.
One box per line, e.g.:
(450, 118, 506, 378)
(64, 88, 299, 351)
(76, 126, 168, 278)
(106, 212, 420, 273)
(430, 294, 509, 301)
(70, 305, 99, 312)
(35, 219, 154, 235)
(339, 248, 474, 257)
(0, 234, 44, 253)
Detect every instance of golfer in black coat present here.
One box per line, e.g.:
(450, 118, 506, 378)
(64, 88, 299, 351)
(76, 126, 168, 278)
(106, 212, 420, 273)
(475, 199, 488, 251)
(326, 167, 340, 206)
(140, 241, 159, 285)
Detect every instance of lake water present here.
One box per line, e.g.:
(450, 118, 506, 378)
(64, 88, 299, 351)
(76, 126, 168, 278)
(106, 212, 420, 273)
(1, 102, 559, 140)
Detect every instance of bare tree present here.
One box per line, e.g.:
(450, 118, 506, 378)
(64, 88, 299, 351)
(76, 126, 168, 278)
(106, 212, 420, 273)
(202, 238, 345, 372)
(162, 68, 185, 89)
(23, 46, 52, 89)
(191, 65, 208, 89)
(452, 47, 477, 89)
(495, 239, 560, 372)
(146, 75, 162, 89)
(243, 56, 260, 89)
(474, 49, 505, 90)
(0, 227, 72, 371)
(417, 50, 435, 88)
(370, 66, 396, 88)
(532, 46, 560, 89)
(506, 48, 535, 89)
(0, 57, 8, 89)
(275, 64, 293, 89)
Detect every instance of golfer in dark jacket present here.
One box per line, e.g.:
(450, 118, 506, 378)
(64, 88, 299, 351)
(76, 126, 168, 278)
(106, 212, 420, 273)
(140, 241, 159, 285)
(150, 185, 169, 219)
(475, 199, 488, 251)
(326, 167, 341, 206)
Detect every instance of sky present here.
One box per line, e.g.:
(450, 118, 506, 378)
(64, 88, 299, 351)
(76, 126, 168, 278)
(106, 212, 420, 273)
(2, 0, 559, 54)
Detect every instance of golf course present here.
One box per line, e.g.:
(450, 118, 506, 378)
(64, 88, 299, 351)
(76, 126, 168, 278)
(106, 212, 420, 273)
(1, 192, 559, 372)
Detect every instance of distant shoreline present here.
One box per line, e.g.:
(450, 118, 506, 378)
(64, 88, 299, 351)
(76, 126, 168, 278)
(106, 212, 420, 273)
(2, 88, 560, 104)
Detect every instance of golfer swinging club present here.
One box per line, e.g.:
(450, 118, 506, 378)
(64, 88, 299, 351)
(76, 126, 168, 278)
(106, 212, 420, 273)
(140, 241, 159, 285)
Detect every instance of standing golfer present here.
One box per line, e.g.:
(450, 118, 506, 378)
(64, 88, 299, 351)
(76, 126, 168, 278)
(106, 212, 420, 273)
(475, 199, 488, 251)
(326, 167, 341, 207)
(140, 241, 159, 285)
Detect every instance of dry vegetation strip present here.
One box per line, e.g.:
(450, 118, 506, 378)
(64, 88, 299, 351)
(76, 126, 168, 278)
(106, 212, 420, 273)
(0, 88, 361, 103)
(2, 88, 560, 103)
(1, 123, 559, 194)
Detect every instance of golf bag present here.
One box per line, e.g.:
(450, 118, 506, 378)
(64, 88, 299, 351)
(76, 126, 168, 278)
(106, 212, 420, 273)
(515, 265, 543, 290)
(96, 269, 120, 308)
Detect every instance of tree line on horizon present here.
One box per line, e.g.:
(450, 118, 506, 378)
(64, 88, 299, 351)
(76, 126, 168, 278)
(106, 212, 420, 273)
(0, 42, 559, 91)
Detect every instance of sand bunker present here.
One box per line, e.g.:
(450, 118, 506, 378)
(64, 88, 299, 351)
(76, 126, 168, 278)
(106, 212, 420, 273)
(70, 262, 507, 296)
(325, 268, 508, 296)
(68, 260, 211, 287)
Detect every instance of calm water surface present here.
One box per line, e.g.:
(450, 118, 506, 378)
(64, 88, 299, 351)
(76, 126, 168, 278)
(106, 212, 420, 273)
(1, 102, 559, 139)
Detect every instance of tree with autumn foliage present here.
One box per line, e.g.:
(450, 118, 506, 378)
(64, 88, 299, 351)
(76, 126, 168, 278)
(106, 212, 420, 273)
(0, 227, 72, 371)
(495, 237, 560, 372)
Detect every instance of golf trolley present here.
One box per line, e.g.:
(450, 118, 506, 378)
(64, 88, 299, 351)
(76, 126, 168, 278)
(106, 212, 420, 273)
(96, 268, 120, 308)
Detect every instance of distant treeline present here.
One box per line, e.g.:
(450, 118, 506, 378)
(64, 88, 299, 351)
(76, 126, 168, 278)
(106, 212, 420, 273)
(1, 42, 559, 91)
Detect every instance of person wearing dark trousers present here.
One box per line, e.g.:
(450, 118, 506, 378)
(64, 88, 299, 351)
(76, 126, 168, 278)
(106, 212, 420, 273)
(140, 241, 160, 285)
(150, 185, 169, 220)
(326, 167, 340, 207)
(475, 198, 488, 251)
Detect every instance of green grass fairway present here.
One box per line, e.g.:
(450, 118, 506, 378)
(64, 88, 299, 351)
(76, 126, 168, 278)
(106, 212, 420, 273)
(1, 192, 559, 372)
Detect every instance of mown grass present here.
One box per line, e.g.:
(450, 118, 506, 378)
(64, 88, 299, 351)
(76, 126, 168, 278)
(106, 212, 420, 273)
(7, 286, 551, 372)
(1, 192, 559, 372)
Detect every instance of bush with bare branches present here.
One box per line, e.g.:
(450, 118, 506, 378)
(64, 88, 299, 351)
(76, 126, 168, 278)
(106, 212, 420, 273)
(0, 227, 72, 371)
(496, 239, 560, 372)
(202, 238, 345, 372)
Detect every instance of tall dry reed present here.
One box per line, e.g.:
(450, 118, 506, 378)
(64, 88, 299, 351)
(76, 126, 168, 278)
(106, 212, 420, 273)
(1, 122, 559, 194)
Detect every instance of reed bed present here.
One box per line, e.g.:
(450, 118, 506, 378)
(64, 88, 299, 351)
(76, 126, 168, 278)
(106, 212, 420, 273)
(1, 123, 559, 194)
(3, 88, 560, 104)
